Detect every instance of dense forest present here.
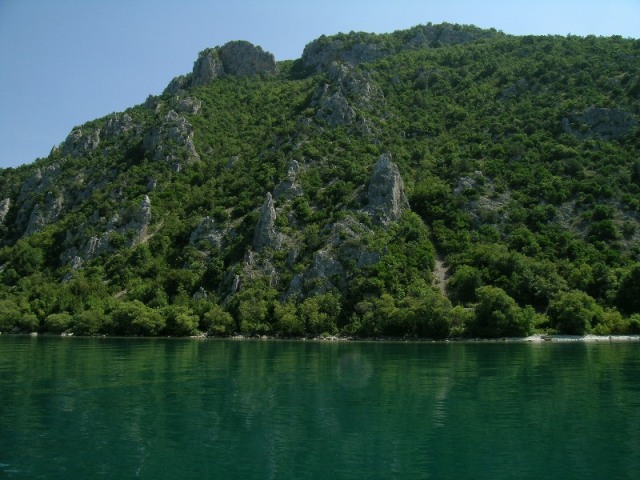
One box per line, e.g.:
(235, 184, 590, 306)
(1, 23, 639, 338)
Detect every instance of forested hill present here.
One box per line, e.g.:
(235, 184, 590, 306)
(1, 23, 639, 338)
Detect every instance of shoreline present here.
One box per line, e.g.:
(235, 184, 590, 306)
(4, 332, 640, 343)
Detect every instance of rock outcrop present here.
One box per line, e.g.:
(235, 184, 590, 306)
(61, 127, 101, 158)
(143, 110, 200, 166)
(190, 216, 224, 250)
(302, 24, 498, 72)
(182, 41, 277, 89)
(253, 193, 279, 251)
(0, 198, 10, 225)
(273, 160, 303, 199)
(311, 63, 381, 129)
(365, 154, 409, 225)
(25, 194, 64, 235)
(102, 113, 136, 140)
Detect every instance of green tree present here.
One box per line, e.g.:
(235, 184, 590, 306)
(548, 290, 604, 335)
(471, 285, 532, 337)
(616, 264, 640, 314)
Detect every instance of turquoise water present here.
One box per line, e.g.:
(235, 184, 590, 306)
(0, 336, 639, 479)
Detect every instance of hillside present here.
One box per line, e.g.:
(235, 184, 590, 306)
(1, 23, 639, 338)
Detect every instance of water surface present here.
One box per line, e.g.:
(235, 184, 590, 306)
(1, 336, 638, 479)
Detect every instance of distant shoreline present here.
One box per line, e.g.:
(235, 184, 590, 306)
(4, 332, 640, 343)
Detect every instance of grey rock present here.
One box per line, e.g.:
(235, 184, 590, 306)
(0, 198, 10, 224)
(218, 41, 276, 76)
(165, 74, 192, 95)
(25, 194, 64, 235)
(62, 127, 101, 158)
(175, 96, 202, 115)
(190, 216, 224, 250)
(287, 250, 345, 298)
(192, 49, 225, 86)
(311, 63, 381, 128)
(274, 160, 303, 199)
(191, 41, 276, 87)
(143, 110, 200, 164)
(365, 153, 409, 225)
(302, 24, 497, 72)
(302, 37, 385, 72)
(102, 113, 135, 140)
(131, 195, 152, 244)
(253, 193, 279, 251)
(316, 89, 356, 127)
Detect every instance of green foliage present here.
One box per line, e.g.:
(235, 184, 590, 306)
(471, 286, 533, 338)
(616, 264, 640, 314)
(547, 290, 604, 335)
(111, 301, 165, 336)
(43, 312, 73, 333)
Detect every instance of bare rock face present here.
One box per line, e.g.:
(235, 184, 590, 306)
(190, 41, 276, 88)
(190, 216, 224, 250)
(312, 63, 381, 128)
(102, 113, 135, 140)
(315, 88, 356, 127)
(25, 194, 64, 235)
(61, 127, 101, 158)
(365, 154, 409, 225)
(302, 36, 385, 72)
(0, 198, 10, 224)
(274, 160, 303, 199)
(286, 250, 345, 299)
(143, 110, 200, 165)
(218, 41, 277, 76)
(192, 48, 225, 87)
(302, 24, 498, 72)
(253, 193, 279, 251)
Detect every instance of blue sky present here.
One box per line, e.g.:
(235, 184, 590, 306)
(1, 0, 639, 170)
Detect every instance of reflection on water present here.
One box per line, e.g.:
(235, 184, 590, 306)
(1, 336, 639, 479)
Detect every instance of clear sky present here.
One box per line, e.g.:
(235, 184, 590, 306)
(1, 0, 638, 170)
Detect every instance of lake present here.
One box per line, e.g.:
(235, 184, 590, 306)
(1, 335, 639, 479)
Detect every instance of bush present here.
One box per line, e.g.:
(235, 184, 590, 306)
(548, 290, 604, 335)
(471, 285, 533, 337)
(44, 312, 73, 333)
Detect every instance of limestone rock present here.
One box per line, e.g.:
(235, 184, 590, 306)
(286, 250, 345, 299)
(274, 160, 303, 199)
(192, 48, 225, 86)
(175, 96, 202, 115)
(191, 41, 276, 88)
(143, 110, 200, 164)
(218, 41, 277, 77)
(253, 193, 279, 251)
(130, 195, 152, 244)
(0, 198, 10, 224)
(102, 113, 135, 140)
(311, 63, 381, 128)
(190, 216, 224, 250)
(316, 88, 356, 127)
(61, 127, 101, 158)
(302, 36, 385, 72)
(25, 194, 64, 235)
(365, 154, 409, 225)
(302, 24, 497, 72)
(165, 74, 192, 95)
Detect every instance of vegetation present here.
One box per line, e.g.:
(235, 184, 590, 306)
(0, 24, 639, 338)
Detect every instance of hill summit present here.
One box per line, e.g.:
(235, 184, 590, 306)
(1, 23, 639, 338)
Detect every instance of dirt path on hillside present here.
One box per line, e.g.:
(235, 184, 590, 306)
(433, 255, 450, 296)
